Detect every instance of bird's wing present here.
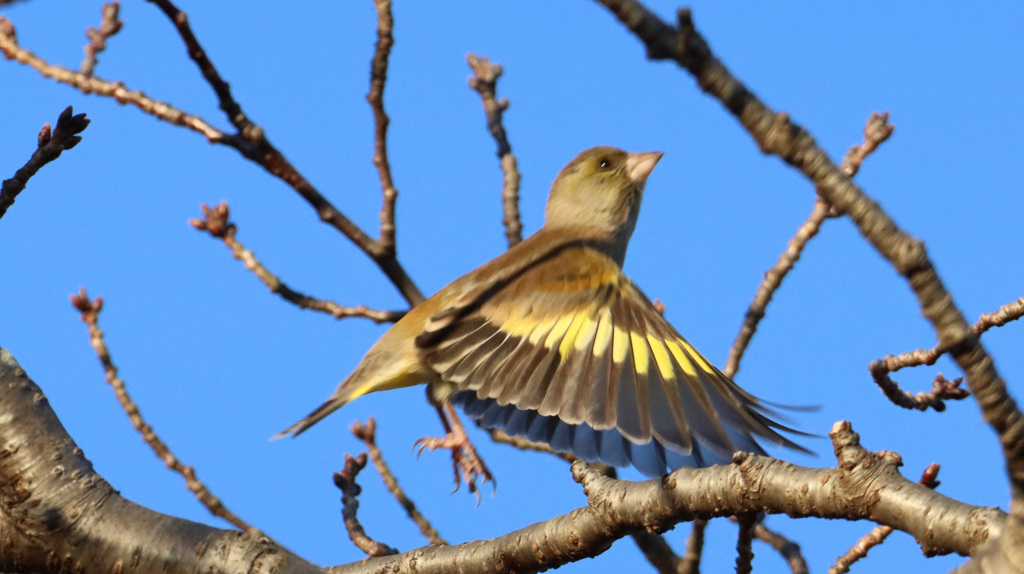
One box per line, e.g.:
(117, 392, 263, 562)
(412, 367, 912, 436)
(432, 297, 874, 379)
(415, 242, 806, 471)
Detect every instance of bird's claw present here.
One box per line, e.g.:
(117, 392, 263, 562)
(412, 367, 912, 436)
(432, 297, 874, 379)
(414, 432, 494, 502)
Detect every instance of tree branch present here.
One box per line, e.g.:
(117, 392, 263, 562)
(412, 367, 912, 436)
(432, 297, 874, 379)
(0, 7, 424, 306)
(70, 289, 266, 538)
(190, 202, 405, 323)
(333, 453, 399, 557)
(81, 2, 122, 77)
(0, 349, 318, 573)
(0, 106, 89, 221)
(467, 53, 523, 248)
(0, 348, 1008, 572)
(367, 0, 399, 258)
(351, 418, 447, 546)
(593, 0, 1024, 518)
(724, 111, 894, 378)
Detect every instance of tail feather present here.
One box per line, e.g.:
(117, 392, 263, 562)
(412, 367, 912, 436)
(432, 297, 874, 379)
(272, 396, 347, 440)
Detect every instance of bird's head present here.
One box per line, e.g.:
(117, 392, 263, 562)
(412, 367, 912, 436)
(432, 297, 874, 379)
(545, 147, 663, 250)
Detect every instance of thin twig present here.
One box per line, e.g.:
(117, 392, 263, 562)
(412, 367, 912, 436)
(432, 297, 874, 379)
(868, 368, 969, 412)
(189, 202, 404, 323)
(751, 523, 808, 574)
(145, 0, 423, 303)
(0, 19, 222, 140)
(81, 2, 122, 77)
(679, 519, 707, 574)
(840, 112, 894, 178)
(367, 0, 398, 257)
(69, 288, 265, 538)
(0, 8, 424, 306)
(333, 453, 399, 557)
(351, 418, 447, 545)
(724, 111, 894, 378)
(829, 463, 941, 574)
(467, 53, 522, 248)
(630, 531, 684, 574)
(486, 428, 577, 463)
(0, 106, 90, 221)
(879, 296, 1024, 374)
(723, 198, 830, 378)
(868, 296, 1024, 410)
(735, 513, 756, 574)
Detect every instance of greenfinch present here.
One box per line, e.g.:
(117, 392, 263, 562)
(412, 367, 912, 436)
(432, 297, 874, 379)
(277, 146, 805, 477)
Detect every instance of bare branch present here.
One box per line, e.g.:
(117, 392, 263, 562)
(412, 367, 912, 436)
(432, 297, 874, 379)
(592, 0, 1024, 505)
(146, 0, 423, 303)
(0, 9, 424, 306)
(630, 531, 685, 574)
(829, 463, 942, 574)
(332, 421, 1004, 574)
(367, 0, 398, 257)
(869, 296, 1023, 410)
(1, 18, 221, 140)
(840, 112, 895, 178)
(0, 351, 1008, 573)
(351, 418, 447, 545)
(467, 53, 523, 248)
(869, 368, 970, 412)
(751, 523, 808, 574)
(0, 106, 89, 221)
(879, 296, 1024, 374)
(724, 198, 830, 378)
(81, 2, 122, 77)
(679, 519, 708, 574)
(333, 453, 399, 557)
(735, 513, 756, 574)
(724, 111, 894, 378)
(190, 202, 405, 323)
(0, 349, 319, 573)
(69, 289, 265, 538)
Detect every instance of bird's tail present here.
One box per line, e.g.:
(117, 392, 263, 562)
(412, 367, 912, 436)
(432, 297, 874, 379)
(271, 396, 348, 440)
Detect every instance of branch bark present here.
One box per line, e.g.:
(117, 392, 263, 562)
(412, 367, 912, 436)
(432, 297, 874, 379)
(0, 348, 1005, 573)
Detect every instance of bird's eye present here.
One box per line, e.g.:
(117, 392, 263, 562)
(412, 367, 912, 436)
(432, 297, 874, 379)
(598, 158, 611, 169)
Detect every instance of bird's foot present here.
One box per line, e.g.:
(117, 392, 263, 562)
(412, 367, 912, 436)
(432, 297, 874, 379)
(415, 430, 494, 501)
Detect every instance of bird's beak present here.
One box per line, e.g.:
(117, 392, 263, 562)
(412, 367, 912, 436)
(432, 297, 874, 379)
(626, 151, 664, 184)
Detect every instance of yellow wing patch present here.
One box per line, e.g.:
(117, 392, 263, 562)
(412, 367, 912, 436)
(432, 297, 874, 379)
(612, 326, 629, 364)
(647, 335, 676, 381)
(558, 314, 588, 360)
(630, 332, 650, 375)
(679, 338, 715, 374)
(665, 340, 697, 376)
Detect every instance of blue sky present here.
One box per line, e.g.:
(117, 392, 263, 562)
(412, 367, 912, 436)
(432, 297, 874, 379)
(2, 2, 1022, 572)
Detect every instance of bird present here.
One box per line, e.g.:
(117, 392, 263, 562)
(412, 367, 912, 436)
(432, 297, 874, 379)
(276, 146, 807, 482)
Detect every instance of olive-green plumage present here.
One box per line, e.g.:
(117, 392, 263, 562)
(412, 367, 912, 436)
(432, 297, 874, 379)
(277, 146, 806, 476)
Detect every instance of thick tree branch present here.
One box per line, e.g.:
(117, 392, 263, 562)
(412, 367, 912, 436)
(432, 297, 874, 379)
(0, 348, 1008, 573)
(0, 349, 318, 573)
(336, 422, 1003, 574)
(829, 463, 942, 574)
